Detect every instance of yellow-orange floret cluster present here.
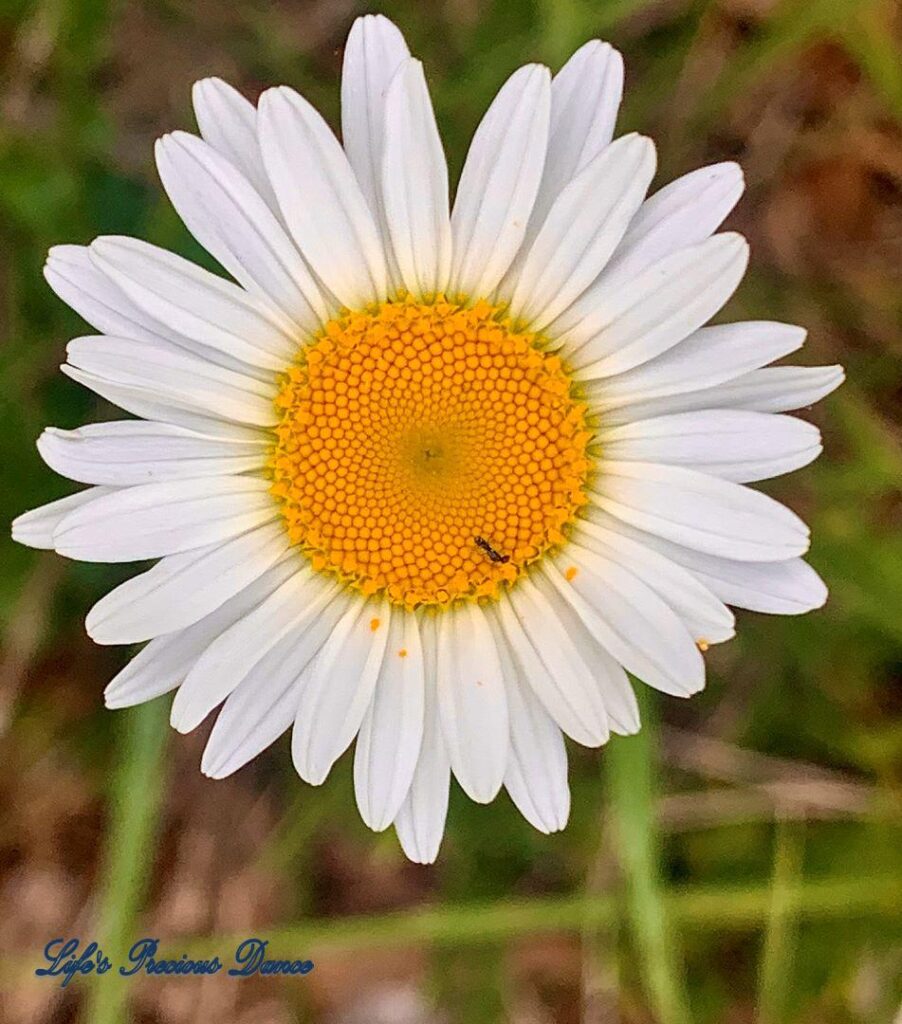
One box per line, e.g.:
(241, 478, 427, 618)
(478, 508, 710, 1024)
(270, 298, 592, 607)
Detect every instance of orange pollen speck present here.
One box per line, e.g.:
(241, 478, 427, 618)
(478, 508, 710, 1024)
(369, 618, 381, 632)
(565, 566, 579, 582)
(270, 297, 592, 607)
(398, 648, 408, 658)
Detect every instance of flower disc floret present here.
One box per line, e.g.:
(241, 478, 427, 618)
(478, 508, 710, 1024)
(271, 298, 592, 606)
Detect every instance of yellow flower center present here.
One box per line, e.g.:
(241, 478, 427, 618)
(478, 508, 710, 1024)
(270, 298, 592, 607)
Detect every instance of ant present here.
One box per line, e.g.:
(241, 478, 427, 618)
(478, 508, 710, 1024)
(474, 536, 510, 564)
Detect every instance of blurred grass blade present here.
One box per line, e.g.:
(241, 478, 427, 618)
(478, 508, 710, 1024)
(86, 699, 169, 1024)
(757, 818, 806, 1024)
(581, 823, 622, 1023)
(605, 686, 693, 1024)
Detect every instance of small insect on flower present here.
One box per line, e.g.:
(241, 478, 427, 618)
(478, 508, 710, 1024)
(474, 536, 510, 563)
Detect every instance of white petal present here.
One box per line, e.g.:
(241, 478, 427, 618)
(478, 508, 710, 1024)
(394, 618, 449, 864)
(103, 556, 298, 709)
(292, 597, 391, 785)
(529, 40, 623, 232)
(202, 662, 308, 781)
(201, 633, 315, 779)
(589, 321, 806, 411)
(504, 134, 656, 330)
(52, 475, 276, 562)
(11, 487, 116, 550)
(89, 236, 296, 371)
(449, 64, 551, 299)
(601, 364, 845, 426)
(496, 583, 610, 746)
(708, 365, 847, 414)
(354, 611, 425, 830)
(37, 421, 266, 486)
(436, 601, 508, 803)
(202, 647, 307, 774)
(49, 247, 270, 384)
(496, 635, 569, 834)
(258, 86, 388, 308)
(567, 520, 735, 643)
(65, 336, 277, 428)
(202, 593, 352, 778)
(592, 460, 810, 561)
(60, 364, 264, 441)
(341, 15, 410, 231)
(557, 234, 749, 376)
(171, 568, 338, 733)
(687, 553, 828, 615)
(541, 557, 705, 697)
(155, 132, 328, 329)
(530, 575, 640, 736)
(598, 410, 822, 483)
(192, 77, 278, 210)
(583, 509, 828, 615)
(381, 59, 452, 298)
(602, 162, 744, 289)
(45, 245, 178, 347)
(85, 521, 290, 644)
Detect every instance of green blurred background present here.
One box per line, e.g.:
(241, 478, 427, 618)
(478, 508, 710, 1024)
(1, 0, 900, 1021)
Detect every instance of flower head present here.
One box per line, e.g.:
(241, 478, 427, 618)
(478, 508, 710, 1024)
(13, 15, 842, 862)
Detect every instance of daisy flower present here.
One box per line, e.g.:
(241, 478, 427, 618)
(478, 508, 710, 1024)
(13, 15, 843, 863)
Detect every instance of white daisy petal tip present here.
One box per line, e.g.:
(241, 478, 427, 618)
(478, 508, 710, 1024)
(579, 37, 620, 60)
(811, 364, 846, 401)
(797, 564, 829, 611)
(12, 508, 43, 549)
(613, 712, 642, 738)
(44, 244, 77, 275)
(191, 75, 230, 109)
(347, 12, 407, 48)
(11, 505, 61, 550)
(406, 850, 440, 866)
(781, 322, 808, 348)
(509, 790, 570, 835)
(169, 702, 200, 735)
(717, 230, 750, 264)
(103, 683, 143, 711)
(698, 160, 746, 207)
(87, 234, 122, 262)
(191, 76, 257, 151)
(395, 825, 442, 866)
(505, 758, 571, 834)
(291, 742, 330, 787)
(201, 732, 248, 779)
(154, 131, 190, 171)
(199, 750, 242, 781)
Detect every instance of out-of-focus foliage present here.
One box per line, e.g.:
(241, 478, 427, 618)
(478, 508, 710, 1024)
(0, 1, 899, 1022)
